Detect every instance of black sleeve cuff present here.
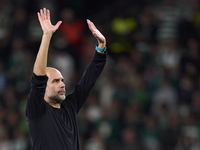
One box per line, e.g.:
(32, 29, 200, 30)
(92, 50, 107, 62)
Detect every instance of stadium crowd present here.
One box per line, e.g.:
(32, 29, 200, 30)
(0, 0, 200, 149)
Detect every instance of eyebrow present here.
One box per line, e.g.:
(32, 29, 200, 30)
(52, 78, 64, 83)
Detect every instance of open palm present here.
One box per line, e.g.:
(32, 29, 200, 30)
(87, 19, 106, 47)
(38, 8, 62, 34)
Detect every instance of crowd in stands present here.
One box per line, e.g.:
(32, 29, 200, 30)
(0, 0, 200, 149)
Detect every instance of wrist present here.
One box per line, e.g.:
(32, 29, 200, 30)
(98, 43, 106, 49)
(95, 45, 106, 53)
(42, 32, 53, 38)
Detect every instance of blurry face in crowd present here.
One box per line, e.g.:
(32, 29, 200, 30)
(45, 67, 66, 105)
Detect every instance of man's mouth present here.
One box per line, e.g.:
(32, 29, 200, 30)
(58, 90, 66, 95)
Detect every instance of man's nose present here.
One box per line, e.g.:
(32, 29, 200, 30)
(60, 82, 65, 88)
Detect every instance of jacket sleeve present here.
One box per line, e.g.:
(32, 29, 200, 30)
(25, 73, 48, 119)
(65, 51, 106, 114)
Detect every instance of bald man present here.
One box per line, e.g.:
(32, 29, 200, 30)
(25, 8, 106, 150)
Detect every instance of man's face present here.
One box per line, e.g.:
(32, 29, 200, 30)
(45, 68, 66, 104)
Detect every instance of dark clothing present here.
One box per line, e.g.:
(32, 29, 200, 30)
(26, 51, 106, 150)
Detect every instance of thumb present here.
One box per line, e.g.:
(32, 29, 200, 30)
(54, 21, 62, 31)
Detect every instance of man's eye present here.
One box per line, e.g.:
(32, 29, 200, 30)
(53, 79, 59, 83)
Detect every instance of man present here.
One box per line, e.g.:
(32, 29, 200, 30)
(25, 8, 106, 150)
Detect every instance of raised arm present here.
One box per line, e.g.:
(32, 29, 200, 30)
(33, 8, 62, 75)
(66, 20, 107, 113)
(86, 19, 106, 53)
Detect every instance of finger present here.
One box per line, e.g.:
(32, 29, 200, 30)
(87, 19, 97, 32)
(40, 9, 44, 20)
(43, 8, 47, 20)
(87, 19, 100, 38)
(47, 9, 50, 20)
(87, 19, 105, 41)
(54, 21, 62, 31)
(87, 19, 94, 31)
(37, 12, 42, 23)
(90, 21, 98, 31)
(37, 12, 45, 31)
(86, 19, 91, 26)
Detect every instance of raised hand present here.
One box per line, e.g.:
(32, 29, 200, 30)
(37, 8, 62, 34)
(87, 19, 106, 49)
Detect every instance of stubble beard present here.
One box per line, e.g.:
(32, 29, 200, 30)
(47, 89, 66, 104)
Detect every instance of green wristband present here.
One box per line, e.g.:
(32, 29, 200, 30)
(95, 46, 106, 52)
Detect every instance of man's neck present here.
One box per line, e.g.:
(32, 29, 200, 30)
(49, 102, 61, 109)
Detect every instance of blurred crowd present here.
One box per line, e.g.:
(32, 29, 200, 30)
(0, 0, 200, 149)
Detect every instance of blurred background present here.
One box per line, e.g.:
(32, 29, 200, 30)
(0, 0, 200, 149)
